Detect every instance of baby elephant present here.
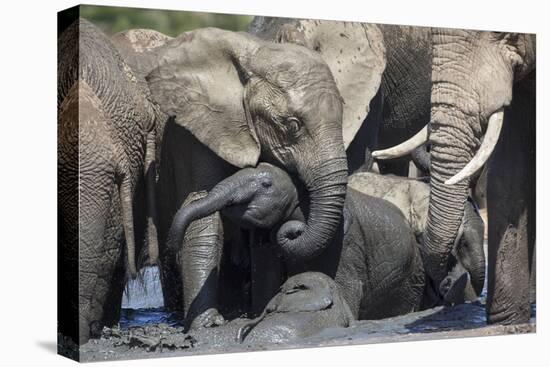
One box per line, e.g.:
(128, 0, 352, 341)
(168, 163, 426, 321)
(348, 172, 486, 304)
(237, 272, 354, 344)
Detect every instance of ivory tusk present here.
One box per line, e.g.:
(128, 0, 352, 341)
(372, 126, 428, 160)
(445, 110, 504, 185)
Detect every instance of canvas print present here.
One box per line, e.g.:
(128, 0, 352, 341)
(57, 4, 536, 362)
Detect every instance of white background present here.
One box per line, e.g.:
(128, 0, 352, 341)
(0, 0, 547, 365)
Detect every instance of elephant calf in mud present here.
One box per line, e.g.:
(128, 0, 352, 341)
(236, 272, 354, 344)
(168, 163, 428, 322)
(348, 172, 486, 305)
(180, 272, 354, 345)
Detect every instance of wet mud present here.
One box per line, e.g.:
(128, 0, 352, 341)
(78, 301, 535, 362)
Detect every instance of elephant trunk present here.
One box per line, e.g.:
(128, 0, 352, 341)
(469, 257, 486, 297)
(166, 171, 256, 253)
(277, 156, 348, 261)
(422, 30, 487, 286)
(411, 143, 430, 174)
(424, 106, 479, 285)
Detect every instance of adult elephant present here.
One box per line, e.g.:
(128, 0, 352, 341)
(58, 19, 161, 344)
(249, 18, 432, 176)
(148, 25, 386, 329)
(375, 29, 536, 324)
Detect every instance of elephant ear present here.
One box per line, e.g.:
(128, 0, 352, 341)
(111, 29, 173, 80)
(147, 29, 260, 168)
(250, 18, 386, 149)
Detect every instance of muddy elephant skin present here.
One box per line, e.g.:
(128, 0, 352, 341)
(145, 22, 387, 330)
(249, 18, 433, 176)
(58, 18, 162, 344)
(349, 172, 486, 303)
(376, 29, 535, 324)
(237, 272, 354, 344)
(168, 163, 427, 321)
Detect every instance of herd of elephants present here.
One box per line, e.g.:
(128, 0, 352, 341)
(58, 15, 536, 347)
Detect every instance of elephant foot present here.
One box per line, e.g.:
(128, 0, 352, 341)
(188, 308, 226, 330)
(89, 320, 104, 339)
(487, 303, 531, 326)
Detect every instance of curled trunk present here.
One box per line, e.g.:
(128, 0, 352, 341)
(166, 189, 228, 253)
(277, 156, 348, 261)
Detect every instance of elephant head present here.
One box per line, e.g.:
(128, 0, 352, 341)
(167, 163, 299, 255)
(236, 272, 354, 343)
(373, 29, 535, 284)
(148, 26, 385, 262)
(439, 199, 486, 303)
(249, 17, 386, 149)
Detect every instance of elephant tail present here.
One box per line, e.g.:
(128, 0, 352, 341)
(119, 175, 138, 279)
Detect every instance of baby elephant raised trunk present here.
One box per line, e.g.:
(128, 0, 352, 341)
(166, 169, 258, 253)
(166, 163, 298, 253)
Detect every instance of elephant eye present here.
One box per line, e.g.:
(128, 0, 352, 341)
(285, 117, 302, 135)
(457, 236, 468, 251)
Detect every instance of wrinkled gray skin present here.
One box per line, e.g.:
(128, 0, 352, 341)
(58, 19, 162, 344)
(249, 18, 431, 176)
(168, 163, 426, 322)
(416, 29, 535, 324)
(110, 28, 174, 175)
(348, 172, 486, 304)
(148, 25, 385, 330)
(409, 143, 489, 209)
(371, 25, 432, 176)
(236, 272, 354, 344)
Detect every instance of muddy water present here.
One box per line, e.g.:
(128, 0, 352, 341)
(80, 298, 535, 362)
(119, 245, 534, 338)
(84, 249, 535, 362)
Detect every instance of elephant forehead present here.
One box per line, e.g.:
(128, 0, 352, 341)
(256, 162, 289, 179)
(254, 43, 333, 89)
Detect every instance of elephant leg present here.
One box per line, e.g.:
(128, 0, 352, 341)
(79, 195, 126, 344)
(179, 191, 225, 330)
(250, 231, 285, 316)
(144, 129, 159, 265)
(529, 246, 536, 303)
(157, 122, 235, 312)
(486, 77, 535, 325)
(157, 122, 182, 311)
